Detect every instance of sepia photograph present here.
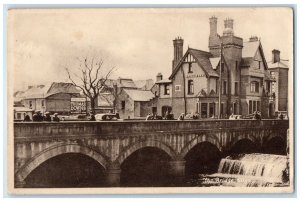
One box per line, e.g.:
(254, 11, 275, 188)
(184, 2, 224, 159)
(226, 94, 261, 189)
(7, 7, 294, 194)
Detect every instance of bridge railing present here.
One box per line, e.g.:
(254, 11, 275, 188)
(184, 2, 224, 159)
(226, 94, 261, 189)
(14, 119, 289, 139)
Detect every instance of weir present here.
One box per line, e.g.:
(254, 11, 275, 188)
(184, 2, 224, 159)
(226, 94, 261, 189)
(203, 154, 288, 187)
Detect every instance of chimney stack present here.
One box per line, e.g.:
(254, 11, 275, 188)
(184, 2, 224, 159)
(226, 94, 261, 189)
(172, 37, 184, 71)
(156, 73, 163, 82)
(272, 49, 280, 63)
(209, 16, 218, 37)
(223, 18, 234, 36)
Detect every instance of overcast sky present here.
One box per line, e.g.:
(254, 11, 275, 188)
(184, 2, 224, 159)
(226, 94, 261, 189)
(8, 8, 293, 91)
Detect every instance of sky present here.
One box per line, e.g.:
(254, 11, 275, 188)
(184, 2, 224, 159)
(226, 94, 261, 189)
(8, 8, 293, 91)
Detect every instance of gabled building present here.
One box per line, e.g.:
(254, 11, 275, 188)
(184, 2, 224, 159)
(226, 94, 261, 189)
(155, 16, 275, 119)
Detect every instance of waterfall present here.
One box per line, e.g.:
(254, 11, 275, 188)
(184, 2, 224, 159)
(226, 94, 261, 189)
(200, 153, 288, 187)
(218, 154, 287, 179)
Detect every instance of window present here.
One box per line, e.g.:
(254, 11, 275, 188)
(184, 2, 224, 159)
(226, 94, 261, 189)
(258, 61, 261, 69)
(29, 101, 32, 108)
(266, 81, 271, 93)
(188, 80, 194, 94)
(249, 100, 261, 114)
(201, 103, 208, 118)
(121, 101, 125, 110)
(235, 61, 239, 72)
(209, 103, 215, 118)
(234, 82, 238, 95)
(41, 100, 44, 107)
(250, 81, 259, 93)
(223, 81, 227, 95)
(175, 85, 181, 91)
(164, 84, 170, 95)
(17, 113, 22, 120)
(270, 71, 275, 78)
(221, 103, 224, 117)
(253, 101, 257, 113)
(221, 63, 225, 73)
(188, 63, 193, 73)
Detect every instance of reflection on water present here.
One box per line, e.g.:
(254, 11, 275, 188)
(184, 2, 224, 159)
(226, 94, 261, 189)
(187, 153, 289, 187)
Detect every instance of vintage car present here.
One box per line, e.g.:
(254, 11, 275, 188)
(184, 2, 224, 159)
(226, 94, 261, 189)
(95, 113, 122, 121)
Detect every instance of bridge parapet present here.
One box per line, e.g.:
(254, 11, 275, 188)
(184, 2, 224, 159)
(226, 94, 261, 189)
(14, 119, 288, 139)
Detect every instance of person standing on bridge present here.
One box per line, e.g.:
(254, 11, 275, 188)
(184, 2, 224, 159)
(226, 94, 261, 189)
(43, 112, 52, 122)
(23, 113, 31, 122)
(32, 111, 43, 122)
(178, 113, 185, 120)
(53, 113, 60, 122)
(89, 112, 96, 121)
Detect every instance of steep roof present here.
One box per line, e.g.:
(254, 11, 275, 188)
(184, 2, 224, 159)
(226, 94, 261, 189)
(124, 89, 155, 101)
(242, 41, 260, 58)
(22, 82, 80, 99)
(170, 48, 219, 79)
(241, 40, 268, 69)
(22, 84, 51, 99)
(117, 78, 137, 88)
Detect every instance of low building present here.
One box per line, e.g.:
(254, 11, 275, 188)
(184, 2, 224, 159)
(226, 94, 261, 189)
(96, 78, 155, 117)
(117, 89, 155, 119)
(20, 82, 81, 115)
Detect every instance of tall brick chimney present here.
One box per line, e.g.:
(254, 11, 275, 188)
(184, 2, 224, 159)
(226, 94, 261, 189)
(156, 73, 163, 82)
(209, 16, 221, 57)
(209, 16, 218, 37)
(272, 49, 280, 63)
(223, 18, 234, 36)
(172, 37, 184, 71)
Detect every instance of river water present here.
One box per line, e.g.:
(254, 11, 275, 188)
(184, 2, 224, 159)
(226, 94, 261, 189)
(187, 153, 289, 187)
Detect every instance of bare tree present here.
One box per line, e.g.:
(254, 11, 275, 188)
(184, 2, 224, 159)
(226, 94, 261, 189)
(99, 83, 122, 113)
(65, 56, 115, 114)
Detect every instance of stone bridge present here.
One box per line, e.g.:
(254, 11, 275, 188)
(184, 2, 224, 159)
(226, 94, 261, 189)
(14, 119, 289, 187)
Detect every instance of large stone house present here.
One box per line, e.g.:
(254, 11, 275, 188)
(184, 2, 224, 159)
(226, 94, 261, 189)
(154, 16, 275, 119)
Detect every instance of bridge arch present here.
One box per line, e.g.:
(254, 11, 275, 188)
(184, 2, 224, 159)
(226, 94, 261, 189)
(265, 132, 286, 143)
(263, 134, 287, 155)
(224, 134, 258, 152)
(15, 143, 109, 183)
(179, 134, 221, 158)
(116, 139, 176, 165)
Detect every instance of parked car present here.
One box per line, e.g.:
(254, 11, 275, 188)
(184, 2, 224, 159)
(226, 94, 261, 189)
(229, 114, 242, 120)
(56, 114, 87, 121)
(95, 113, 122, 121)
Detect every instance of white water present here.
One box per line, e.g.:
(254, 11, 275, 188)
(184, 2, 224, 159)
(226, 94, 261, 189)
(202, 153, 288, 187)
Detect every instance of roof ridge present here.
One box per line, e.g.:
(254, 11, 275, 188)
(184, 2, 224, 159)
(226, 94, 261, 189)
(188, 47, 211, 55)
